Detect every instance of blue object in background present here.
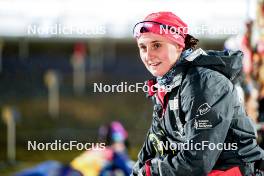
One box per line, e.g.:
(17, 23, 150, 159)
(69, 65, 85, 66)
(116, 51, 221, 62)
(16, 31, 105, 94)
(100, 152, 132, 176)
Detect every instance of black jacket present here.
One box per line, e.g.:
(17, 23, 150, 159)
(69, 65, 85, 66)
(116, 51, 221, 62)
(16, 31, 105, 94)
(132, 49, 264, 176)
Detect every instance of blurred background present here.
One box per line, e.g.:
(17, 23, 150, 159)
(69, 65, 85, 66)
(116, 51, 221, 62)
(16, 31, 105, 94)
(0, 0, 264, 175)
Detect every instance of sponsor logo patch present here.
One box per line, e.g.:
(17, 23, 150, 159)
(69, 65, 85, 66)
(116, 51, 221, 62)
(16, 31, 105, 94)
(197, 103, 211, 116)
(194, 119, 213, 129)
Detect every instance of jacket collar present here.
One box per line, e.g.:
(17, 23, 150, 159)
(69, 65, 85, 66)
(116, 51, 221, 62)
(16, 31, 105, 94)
(145, 48, 207, 97)
(145, 66, 185, 98)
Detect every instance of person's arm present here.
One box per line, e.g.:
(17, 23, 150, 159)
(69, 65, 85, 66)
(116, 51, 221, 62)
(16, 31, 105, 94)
(149, 69, 235, 176)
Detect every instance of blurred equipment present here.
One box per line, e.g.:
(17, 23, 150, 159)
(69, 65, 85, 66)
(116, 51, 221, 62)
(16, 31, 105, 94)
(88, 41, 104, 75)
(71, 148, 112, 176)
(15, 160, 82, 176)
(71, 42, 86, 95)
(0, 39, 3, 73)
(2, 106, 20, 164)
(44, 70, 60, 118)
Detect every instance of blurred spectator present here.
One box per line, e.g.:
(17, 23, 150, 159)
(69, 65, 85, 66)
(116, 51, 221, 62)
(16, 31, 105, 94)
(225, 19, 264, 151)
(71, 121, 133, 176)
(243, 74, 259, 123)
(258, 56, 264, 119)
(242, 21, 254, 75)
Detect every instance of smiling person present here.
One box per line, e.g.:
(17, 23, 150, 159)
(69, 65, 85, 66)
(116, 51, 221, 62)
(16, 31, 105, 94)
(131, 12, 264, 176)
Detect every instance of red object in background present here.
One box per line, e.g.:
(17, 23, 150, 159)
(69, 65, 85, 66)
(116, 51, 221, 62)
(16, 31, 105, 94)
(73, 42, 86, 60)
(257, 40, 264, 55)
(261, 2, 264, 15)
(241, 35, 253, 75)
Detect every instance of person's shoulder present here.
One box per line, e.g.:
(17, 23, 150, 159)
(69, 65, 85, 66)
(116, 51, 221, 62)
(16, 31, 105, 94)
(186, 66, 225, 81)
(181, 66, 233, 94)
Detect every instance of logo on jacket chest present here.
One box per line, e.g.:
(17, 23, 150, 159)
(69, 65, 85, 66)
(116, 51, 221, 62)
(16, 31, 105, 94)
(194, 119, 213, 129)
(196, 103, 211, 116)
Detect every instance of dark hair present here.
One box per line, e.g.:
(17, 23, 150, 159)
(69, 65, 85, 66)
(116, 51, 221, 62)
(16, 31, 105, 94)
(183, 34, 199, 51)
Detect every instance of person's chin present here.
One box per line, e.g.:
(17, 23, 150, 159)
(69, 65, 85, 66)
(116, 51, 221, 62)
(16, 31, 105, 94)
(150, 70, 164, 77)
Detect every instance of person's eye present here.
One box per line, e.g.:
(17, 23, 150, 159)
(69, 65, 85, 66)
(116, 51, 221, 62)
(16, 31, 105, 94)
(139, 45, 147, 51)
(153, 43, 161, 49)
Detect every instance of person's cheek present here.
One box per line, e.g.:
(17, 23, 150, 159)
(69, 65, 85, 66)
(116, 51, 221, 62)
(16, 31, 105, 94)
(140, 52, 149, 69)
(160, 54, 170, 73)
(139, 51, 145, 63)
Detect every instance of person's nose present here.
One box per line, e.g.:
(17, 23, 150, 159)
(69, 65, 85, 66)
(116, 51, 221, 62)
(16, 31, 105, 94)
(145, 48, 155, 63)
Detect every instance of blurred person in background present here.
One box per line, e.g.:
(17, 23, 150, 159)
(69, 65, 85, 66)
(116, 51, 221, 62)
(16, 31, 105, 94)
(224, 21, 260, 123)
(71, 121, 133, 176)
(256, 40, 264, 123)
(131, 12, 264, 176)
(224, 20, 264, 157)
(99, 121, 132, 176)
(256, 42, 264, 151)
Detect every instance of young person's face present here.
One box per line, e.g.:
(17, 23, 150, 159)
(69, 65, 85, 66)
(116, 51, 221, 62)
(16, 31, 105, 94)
(137, 33, 183, 77)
